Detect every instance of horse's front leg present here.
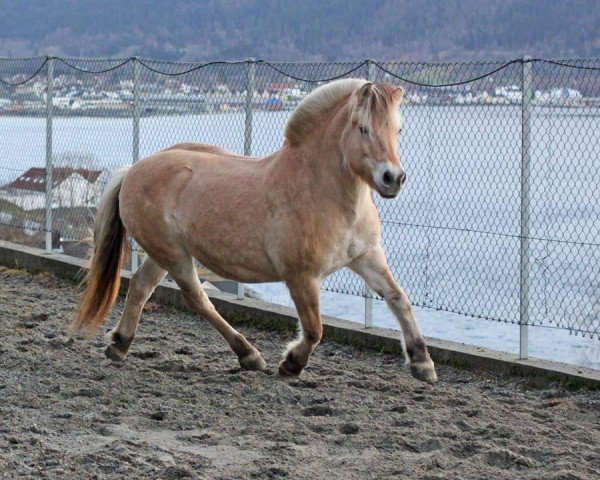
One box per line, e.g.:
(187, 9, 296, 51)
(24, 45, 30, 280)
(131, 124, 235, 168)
(350, 246, 438, 384)
(279, 277, 322, 376)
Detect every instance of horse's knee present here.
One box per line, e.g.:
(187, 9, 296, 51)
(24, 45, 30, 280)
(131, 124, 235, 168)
(385, 289, 408, 304)
(385, 290, 412, 315)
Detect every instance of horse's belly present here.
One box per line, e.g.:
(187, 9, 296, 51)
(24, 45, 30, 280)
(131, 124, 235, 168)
(192, 248, 281, 283)
(186, 227, 282, 284)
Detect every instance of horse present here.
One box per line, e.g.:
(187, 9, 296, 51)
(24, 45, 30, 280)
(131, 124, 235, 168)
(71, 78, 438, 385)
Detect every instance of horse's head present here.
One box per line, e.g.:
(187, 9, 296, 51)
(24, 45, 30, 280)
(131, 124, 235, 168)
(341, 82, 405, 198)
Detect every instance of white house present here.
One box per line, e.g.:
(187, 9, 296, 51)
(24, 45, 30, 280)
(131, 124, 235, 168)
(0, 167, 103, 211)
(535, 88, 583, 104)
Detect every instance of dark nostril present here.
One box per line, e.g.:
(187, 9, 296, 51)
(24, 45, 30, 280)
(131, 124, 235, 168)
(382, 170, 393, 185)
(399, 171, 407, 185)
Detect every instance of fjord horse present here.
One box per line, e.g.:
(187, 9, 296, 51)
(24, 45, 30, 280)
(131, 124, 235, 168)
(72, 78, 437, 384)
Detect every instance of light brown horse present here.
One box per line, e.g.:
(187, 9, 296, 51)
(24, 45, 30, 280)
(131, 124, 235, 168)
(72, 78, 437, 384)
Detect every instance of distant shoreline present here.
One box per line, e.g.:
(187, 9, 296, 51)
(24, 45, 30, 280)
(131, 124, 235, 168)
(1, 103, 599, 119)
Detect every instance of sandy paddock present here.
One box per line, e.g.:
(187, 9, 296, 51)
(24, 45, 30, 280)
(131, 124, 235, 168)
(0, 267, 598, 479)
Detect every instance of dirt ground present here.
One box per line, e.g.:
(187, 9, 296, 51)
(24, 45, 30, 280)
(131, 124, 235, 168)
(0, 267, 599, 480)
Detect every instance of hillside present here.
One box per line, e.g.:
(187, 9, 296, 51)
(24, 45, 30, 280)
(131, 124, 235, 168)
(0, 0, 598, 61)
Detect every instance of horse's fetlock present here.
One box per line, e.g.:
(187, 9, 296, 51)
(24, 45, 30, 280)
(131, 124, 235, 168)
(111, 330, 133, 350)
(230, 334, 252, 357)
(406, 337, 429, 363)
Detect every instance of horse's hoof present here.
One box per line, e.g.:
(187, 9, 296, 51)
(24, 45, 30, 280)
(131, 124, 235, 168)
(105, 344, 128, 362)
(278, 357, 304, 377)
(238, 351, 267, 371)
(410, 361, 438, 385)
(278, 363, 300, 377)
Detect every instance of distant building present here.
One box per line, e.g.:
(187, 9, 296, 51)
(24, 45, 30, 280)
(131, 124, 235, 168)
(268, 82, 296, 92)
(535, 88, 583, 104)
(494, 85, 522, 104)
(264, 97, 284, 110)
(0, 167, 103, 211)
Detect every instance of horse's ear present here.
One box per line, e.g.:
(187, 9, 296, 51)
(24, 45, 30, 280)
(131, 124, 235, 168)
(394, 85, 404, 101)
(357, 82, 373, 105)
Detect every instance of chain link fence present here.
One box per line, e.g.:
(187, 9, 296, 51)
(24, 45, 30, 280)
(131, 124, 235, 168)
(0, 56, 598, 347)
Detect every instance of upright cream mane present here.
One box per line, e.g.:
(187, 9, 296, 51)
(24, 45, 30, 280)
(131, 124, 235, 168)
(284, 78, 369, 145)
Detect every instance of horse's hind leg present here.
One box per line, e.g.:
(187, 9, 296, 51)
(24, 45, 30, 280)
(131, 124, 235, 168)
(105, 257, 167, 361)
(169, 257, 267, 371)
(279, 277, 322, 376)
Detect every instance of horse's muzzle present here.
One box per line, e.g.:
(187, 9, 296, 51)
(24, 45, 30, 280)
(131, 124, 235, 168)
(376, 168, 406, 198)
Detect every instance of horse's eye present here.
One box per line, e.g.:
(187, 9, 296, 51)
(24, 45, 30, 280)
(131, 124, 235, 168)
(359, 126, 369, 135)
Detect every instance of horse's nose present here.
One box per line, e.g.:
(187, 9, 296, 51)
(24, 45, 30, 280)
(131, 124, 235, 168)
(382, 169, 407, 187)
(398, 170, 407, 186)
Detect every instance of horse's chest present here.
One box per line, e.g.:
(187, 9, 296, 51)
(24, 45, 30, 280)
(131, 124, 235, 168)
(324, 228, 373, 273)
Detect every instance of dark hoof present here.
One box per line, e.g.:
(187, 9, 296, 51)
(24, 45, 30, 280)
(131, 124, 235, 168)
(105, 344, 128, 362)
(278, 355, 304, 377)
(410, 361, 438, 385)
(238, 351, 267, 371)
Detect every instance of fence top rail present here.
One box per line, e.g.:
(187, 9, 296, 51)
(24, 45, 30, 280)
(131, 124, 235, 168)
(0, 55, 600, 79)
(1, 56, 599, 88)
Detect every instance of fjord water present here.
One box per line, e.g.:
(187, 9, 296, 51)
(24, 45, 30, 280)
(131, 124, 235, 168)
(1, 106, 598, 368)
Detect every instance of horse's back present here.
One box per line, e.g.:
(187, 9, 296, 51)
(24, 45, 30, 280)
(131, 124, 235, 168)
(119, 143, 279, 282)
(162, 142, 255, 160)
(122, 144, 268, 219)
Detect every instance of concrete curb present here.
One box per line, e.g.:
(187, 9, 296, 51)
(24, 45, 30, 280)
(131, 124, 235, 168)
(1, 240, 599, 389)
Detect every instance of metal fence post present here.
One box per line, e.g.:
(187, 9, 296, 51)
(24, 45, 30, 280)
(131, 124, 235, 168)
(130, 57, 140, 272)
(519, 56, 533, 359)
(237, 59, 255, 300)
(44, 56, 54, 254)
(363, 59, 376, 327)
(244, 58, 255, 157)
(366, 58, 375, 83)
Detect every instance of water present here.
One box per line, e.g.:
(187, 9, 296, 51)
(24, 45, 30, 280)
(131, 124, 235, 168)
(0, 106, 599, 369)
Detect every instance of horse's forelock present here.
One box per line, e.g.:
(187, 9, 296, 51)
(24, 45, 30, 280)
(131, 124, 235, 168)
(370, 84, 403, 116)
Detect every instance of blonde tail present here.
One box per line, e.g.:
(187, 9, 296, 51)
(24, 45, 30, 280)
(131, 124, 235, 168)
(71, 167, 130, 334)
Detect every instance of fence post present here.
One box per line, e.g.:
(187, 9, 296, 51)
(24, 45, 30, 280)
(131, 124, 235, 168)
(44, 56, 54, 254)
(366, 58, 375, 83)
(363, 59, 376, 327)
(519, 56, 533, 359)
(244, 58, 255, 157)
(130, 57, 140, 272)
(237, 59, 255, 300)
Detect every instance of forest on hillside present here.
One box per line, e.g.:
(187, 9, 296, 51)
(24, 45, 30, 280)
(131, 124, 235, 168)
(0, 0, 598, 61)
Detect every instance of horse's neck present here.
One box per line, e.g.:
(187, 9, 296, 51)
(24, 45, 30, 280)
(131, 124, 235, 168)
(273, 119, 371, 215)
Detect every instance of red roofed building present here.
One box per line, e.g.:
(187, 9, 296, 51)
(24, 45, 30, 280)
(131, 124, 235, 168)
(268, 82, 296, 92)
(0, 167, 103, 211)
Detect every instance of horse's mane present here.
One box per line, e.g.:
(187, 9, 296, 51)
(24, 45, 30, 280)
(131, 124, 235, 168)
(284, 78, 369, 146)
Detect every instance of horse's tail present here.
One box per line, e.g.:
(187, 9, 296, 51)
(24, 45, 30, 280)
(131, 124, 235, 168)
(71, 166, 130, 334)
